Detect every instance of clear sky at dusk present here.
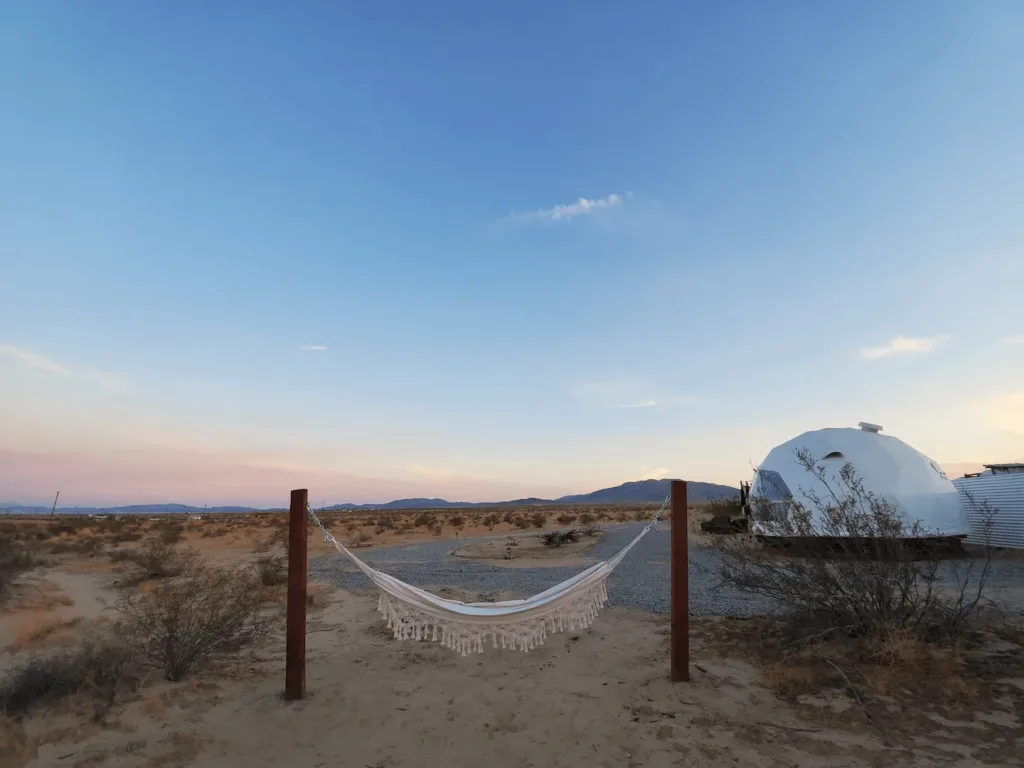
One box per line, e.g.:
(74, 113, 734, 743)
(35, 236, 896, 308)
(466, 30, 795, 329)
(2, 2, 1022, 506)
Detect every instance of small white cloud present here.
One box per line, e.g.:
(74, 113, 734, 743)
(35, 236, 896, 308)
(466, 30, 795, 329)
(504, 193, 623, 224)
(610, 400, 659, 409)
(0, 343, 129, 393)
(859, 335, 951, 360)
(298, 344, 327, 352)
(1001, 334, 1024, 345)
(637, 467, 669, 481)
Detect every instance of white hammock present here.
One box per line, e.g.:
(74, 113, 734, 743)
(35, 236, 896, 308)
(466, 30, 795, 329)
(309, 502, 665, 656)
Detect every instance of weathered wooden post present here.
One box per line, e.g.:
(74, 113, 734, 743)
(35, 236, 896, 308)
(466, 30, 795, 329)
(285, 488, 308, 700)
(670, 480, 690, 682)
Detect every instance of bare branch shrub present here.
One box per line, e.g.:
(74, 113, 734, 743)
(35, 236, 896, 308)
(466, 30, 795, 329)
(116, 562, 272, 681)
(253, 554, 286, 586)
(530, 512, 547, 528)
(0, 634, 140, 717)
(717, 448, 994, 644)
(0, 539, 34, 601)
(579, 520, 601, 537)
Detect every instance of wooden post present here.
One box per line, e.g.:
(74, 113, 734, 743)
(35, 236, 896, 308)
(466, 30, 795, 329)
(670, 480, 690, 682)
(285, 488, 308, 701)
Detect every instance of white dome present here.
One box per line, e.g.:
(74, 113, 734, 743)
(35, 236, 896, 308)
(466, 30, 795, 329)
(750, 425, 969, 537)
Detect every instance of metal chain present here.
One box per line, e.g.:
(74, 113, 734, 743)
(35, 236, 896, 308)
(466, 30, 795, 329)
(306, 504, 333, 543)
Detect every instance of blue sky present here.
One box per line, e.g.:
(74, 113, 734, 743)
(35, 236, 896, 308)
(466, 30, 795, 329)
(2, 2, 1023, 506)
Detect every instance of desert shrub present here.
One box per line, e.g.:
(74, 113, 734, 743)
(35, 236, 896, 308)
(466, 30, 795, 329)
(116, 562, 272, 681)
(705, 497, 743, 520)
(716, 448, 994, 644)
(253, 554, 286, 586)
(0, 635, 140, 717)
(413, 513, 433, 528)
(540, 528, 580, 548)
(556, 514, 577, 525)
(502, 511, 516, 525)
(530, 512, 546, 528)
(160, 521, 185, 545)
(579, 513, 596, 525)
(354, 531, 373, 547)
(579, 520, 601, 537)
(633, 509, 649, 521)
(430, 523, 444, 536)
(0, 539, 34, 600)
(116, 539, 195, 585)
(482, 513, 500, 529)
(448, 515, 464, 529)
(513, 517, 530, 529)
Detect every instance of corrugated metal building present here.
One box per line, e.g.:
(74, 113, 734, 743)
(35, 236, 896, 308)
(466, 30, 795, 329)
(953, 465, 1024, 549)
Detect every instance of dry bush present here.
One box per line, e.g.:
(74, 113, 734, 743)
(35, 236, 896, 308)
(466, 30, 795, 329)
(354, 531, 373, 547)
(160, 521, 185, 545)
(119, 539, 195, 582)
(430, 523, 443, 536)
(448, 515, 465, 529)
(412, 512, 433, 528)
(0, 634, 141, 717)
(530, 512, 546, 528)
(502, 511, 516, 525)
(253, 554, 286, 586)
(578, 513, 596, 525)
(482, 513, 500, 529)
(540, 528, 580, 548)
(716, 448, 995, 645)
(579, 520, 601, 537)
(556, 514, 577, 525)
(0, 539, 34, 601)
(513, 517, 530, 529)
(116, 562, 272, 681)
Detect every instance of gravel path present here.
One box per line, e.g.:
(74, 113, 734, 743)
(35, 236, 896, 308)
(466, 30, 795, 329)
(310, 523, 1024, 618)
(310, 523, 768, 617)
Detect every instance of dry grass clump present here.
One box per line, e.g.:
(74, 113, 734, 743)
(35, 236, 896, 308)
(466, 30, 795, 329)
(9, 616, 82, 651)
(540, 528, 580, 548)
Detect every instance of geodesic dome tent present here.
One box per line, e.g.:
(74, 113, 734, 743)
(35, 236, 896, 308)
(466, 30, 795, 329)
(749, 422, 969, 538)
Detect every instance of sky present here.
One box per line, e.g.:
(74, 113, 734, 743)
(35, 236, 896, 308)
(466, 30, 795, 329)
(2, 1, 1023, 507)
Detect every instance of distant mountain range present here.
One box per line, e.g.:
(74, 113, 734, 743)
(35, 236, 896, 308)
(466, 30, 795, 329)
(1, 478, 737, 516)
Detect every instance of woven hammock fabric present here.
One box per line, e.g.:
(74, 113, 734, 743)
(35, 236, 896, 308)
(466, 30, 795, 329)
(322, 521, 658, 655)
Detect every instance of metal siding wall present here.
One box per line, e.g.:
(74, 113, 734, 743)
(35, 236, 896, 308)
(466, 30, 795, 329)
(953, 474, 1024, 549)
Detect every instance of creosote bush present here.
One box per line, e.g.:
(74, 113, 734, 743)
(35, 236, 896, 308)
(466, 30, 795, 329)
(717, 447, 995, 645)
(531, 512, 547, 528)
(116, 561, 272, 681)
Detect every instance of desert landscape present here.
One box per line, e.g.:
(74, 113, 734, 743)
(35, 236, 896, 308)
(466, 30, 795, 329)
(1, 503, 1022, 768)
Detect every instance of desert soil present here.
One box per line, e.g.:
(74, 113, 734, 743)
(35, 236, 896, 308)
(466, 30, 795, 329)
(2, 509, 1022, 767)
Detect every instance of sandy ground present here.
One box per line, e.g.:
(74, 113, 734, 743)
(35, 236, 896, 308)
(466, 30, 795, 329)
(3, 510, 1023, 767)
(11, 577, 1022, 768)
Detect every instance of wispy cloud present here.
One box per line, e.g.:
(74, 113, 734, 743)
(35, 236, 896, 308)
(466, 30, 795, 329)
(1000, 334, 1024, 345)
(503, 193, 623, 224)
(298, 344, 327, 352)
(609, 400, 659, 409)
(0, 343, 130, 393)
(858, 334, 951, 360)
